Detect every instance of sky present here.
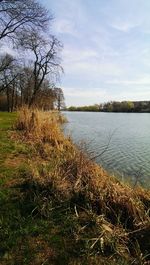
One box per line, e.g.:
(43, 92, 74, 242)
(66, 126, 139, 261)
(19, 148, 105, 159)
(39, 1, 150, 106)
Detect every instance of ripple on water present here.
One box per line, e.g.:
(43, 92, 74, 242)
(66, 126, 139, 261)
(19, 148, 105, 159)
(64, 112, 150, 187)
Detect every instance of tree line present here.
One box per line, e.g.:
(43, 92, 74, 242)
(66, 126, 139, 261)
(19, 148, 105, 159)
(0, 0, 65, 112)
(67, 101, 150, 112)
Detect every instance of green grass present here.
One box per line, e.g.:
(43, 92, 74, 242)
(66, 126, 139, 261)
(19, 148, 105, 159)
(0, 112, 85, 264)
(0, 112, 46, 264)
(0, 113, 17, 184)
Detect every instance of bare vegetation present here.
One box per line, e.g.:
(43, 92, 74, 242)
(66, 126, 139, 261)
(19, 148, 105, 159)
(0, 0, 65, 112)
(12, 108, 150, 264)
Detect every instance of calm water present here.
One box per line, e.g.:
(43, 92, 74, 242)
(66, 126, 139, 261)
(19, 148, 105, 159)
(63, 111, 150, 187)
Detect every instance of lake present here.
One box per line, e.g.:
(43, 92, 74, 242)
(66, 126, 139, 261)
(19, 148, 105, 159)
(63, 111, 150, 187)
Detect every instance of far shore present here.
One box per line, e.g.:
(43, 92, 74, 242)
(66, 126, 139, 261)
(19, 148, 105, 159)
(64, 109, 150, 113)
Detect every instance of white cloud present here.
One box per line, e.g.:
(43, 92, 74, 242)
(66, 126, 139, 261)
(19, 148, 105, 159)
(53, 19, 76, 35)
(106, 76, 150, 85)
(63, 46, 98, 63)
(111, 21, 140, 32)
(64, 60, 123, 78)
(62, 45, 123, 79)
(116, 90, 150, 101)
(63, 87, 108, 106)
(0, 45, 16, 56)
(63, 83, 150, 106)
(64, 88, 107, 98)
(40, 0, 150, 106)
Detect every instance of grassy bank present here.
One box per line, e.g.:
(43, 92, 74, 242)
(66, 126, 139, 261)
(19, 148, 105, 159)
(0, 109, 150, 265)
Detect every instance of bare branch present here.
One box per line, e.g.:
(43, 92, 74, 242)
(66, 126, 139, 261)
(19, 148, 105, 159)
(0, 0, 52, 41)
(91, 129, 117, 160)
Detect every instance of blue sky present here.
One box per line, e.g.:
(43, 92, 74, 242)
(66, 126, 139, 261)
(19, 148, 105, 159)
(41, 0, 150, 106)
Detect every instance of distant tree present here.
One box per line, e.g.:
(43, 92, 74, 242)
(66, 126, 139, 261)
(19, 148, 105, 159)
(35, 89, 55, 110)
(67, 101, 150, 113)
(17, 66, 34, 106)
(0, 54, 16, 93)
(67, 106, 77, 111)
(0, 93, 7, 111)
(103, 102, 113, 112)
(0, 53, 21, 111)
(0, 53, 13, 73)
(54, 87, 65, 110)
(121, 101, 134, 112)
(67, 104, 100, 112)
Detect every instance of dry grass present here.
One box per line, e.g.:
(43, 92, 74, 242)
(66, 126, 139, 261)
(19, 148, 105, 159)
(14, 107, 70, 148)
(14, 107, 150, 263)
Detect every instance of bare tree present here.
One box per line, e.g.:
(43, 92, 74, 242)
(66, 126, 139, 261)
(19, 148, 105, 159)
(0, 53, 13, 73)
(18, 30, 63, 106)
(0, 0, 52, 41)
(54, 87, 65, 111)
(35, 81, 56, 110)
(0, 53, 17, 93)
(0, 1, 65, 111)
(0, 55, 20, 111)
(18, 66, 34, 106)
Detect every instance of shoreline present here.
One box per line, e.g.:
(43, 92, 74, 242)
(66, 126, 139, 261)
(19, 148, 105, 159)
(64, 110, 150, 113)
(0, 109, 150, 264)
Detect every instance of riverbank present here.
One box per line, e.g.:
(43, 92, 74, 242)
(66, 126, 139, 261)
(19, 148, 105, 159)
(0, 108, 150, 265)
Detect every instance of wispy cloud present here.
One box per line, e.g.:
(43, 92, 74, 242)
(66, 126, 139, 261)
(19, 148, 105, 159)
(62, 45, 123, 79)
(39, 0, 150, 105)
(63, 87, 108, 106)
(106, 76, 150, 86)
(111, 21, 140, 32)
(53, 19, 76, 35)
(63, 46, 98, 63)
(64, 88, 107, 98)
(64, 86, 150, 106)
(64, 61, 123, 78)
(0, 45, 16, 55)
